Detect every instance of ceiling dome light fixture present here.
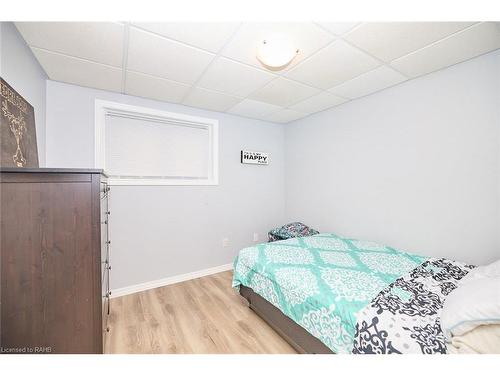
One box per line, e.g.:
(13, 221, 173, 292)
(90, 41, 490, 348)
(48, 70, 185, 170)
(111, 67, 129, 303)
(256, 34, 299, 71)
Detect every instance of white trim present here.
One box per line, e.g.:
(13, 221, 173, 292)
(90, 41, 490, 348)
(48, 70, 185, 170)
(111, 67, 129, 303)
(94, 99, 219, 186)
(110, 263, 233, 298)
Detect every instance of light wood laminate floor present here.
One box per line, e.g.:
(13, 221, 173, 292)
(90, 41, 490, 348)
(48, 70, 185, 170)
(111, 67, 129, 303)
(105, 271, 297, 354)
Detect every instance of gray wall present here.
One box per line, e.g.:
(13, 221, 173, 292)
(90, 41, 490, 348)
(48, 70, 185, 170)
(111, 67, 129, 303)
(285, 50, 500, 265)
(1, 22, 47, 165)
(44, 50, 500, 291)
(45, 81, 286, 289)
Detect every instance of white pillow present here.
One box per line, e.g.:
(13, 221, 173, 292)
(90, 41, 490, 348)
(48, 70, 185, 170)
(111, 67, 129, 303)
(440, 276, 500, 340)
(462, 259, 500, 282)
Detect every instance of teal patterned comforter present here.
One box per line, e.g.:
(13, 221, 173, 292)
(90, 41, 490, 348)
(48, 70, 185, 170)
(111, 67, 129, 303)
(232, 233, 428, 353)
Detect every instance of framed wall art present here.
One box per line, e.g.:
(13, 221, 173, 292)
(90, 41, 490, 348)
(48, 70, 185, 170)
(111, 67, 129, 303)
(1, 77, 38, 168)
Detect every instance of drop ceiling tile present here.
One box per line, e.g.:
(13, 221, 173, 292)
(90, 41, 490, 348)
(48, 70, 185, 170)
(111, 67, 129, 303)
(183, 87, 241, 112)
(344, 22, 476, 62)
(125, 71, 191, 103)
(127, 27, 215, 84)
(266, 109, 307, 124)
(289, 91, 348, 113)
(15, 22, 124, 67)
(31, 48, 122, 92)
(131, 22, 239, 53)
(316, 22, 359, 35)
(391, 22, 500, 78)
(221, 22, 334, 71)
(227, 99, 282, 119)
(329, 65, 407, 99)
(197, 57, 276, 97)
(286, 40, 381, 89)
(250, 77, 320, 107)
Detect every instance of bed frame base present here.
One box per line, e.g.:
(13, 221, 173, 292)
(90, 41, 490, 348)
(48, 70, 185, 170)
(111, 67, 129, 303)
(239, 285, 334, 354)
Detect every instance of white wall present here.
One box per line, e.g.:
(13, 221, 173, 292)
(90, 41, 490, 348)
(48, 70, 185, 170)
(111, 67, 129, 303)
(1, 22, 47, 165)
(45, 81, 285, 289)
(285, 50, 500, 265)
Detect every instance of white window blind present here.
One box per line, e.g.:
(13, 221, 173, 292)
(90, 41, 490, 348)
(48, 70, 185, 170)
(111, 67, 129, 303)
(95, 100, 218, 185)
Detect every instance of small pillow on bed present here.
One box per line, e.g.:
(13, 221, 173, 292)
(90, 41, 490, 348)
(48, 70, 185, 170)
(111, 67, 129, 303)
(441, 275, 500, 340)
(462, 258, 500, 282)
(268, 222, 319, 242)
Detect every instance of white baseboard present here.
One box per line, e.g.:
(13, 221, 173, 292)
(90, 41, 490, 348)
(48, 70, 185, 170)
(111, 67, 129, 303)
(110, 263, 233, 298)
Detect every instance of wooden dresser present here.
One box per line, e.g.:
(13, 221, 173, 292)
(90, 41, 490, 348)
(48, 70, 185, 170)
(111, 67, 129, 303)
(0, 168, 111, 354)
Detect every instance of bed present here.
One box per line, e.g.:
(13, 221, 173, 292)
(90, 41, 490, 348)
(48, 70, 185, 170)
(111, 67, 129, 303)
(232, 233, 474, 354)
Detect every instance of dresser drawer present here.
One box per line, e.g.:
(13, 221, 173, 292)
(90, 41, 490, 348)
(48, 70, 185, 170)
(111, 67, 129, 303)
(102, 295, 110, 333)
(102, 263, 110, 337)
(102, 262, 110, 295)
(101, 260, 108, 285)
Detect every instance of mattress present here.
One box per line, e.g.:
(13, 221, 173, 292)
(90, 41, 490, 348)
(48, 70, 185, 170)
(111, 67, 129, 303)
(232, 233, 473, 354)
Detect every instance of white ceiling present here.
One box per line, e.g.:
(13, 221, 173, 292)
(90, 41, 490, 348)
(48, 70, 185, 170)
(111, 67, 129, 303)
(15, 22, 500, 123)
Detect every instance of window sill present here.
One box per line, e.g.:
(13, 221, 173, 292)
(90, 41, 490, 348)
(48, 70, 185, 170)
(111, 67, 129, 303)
(107, 178, 219, 186)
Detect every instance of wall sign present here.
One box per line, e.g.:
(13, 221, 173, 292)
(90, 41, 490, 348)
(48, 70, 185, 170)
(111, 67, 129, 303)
(241, 150, 269, 165)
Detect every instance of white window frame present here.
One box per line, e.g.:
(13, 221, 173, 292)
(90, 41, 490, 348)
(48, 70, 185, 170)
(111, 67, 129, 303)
(95, 100, 219, 186)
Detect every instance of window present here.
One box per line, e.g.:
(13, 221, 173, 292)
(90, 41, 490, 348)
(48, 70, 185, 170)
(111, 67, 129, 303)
(95, 100, 218, 185)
